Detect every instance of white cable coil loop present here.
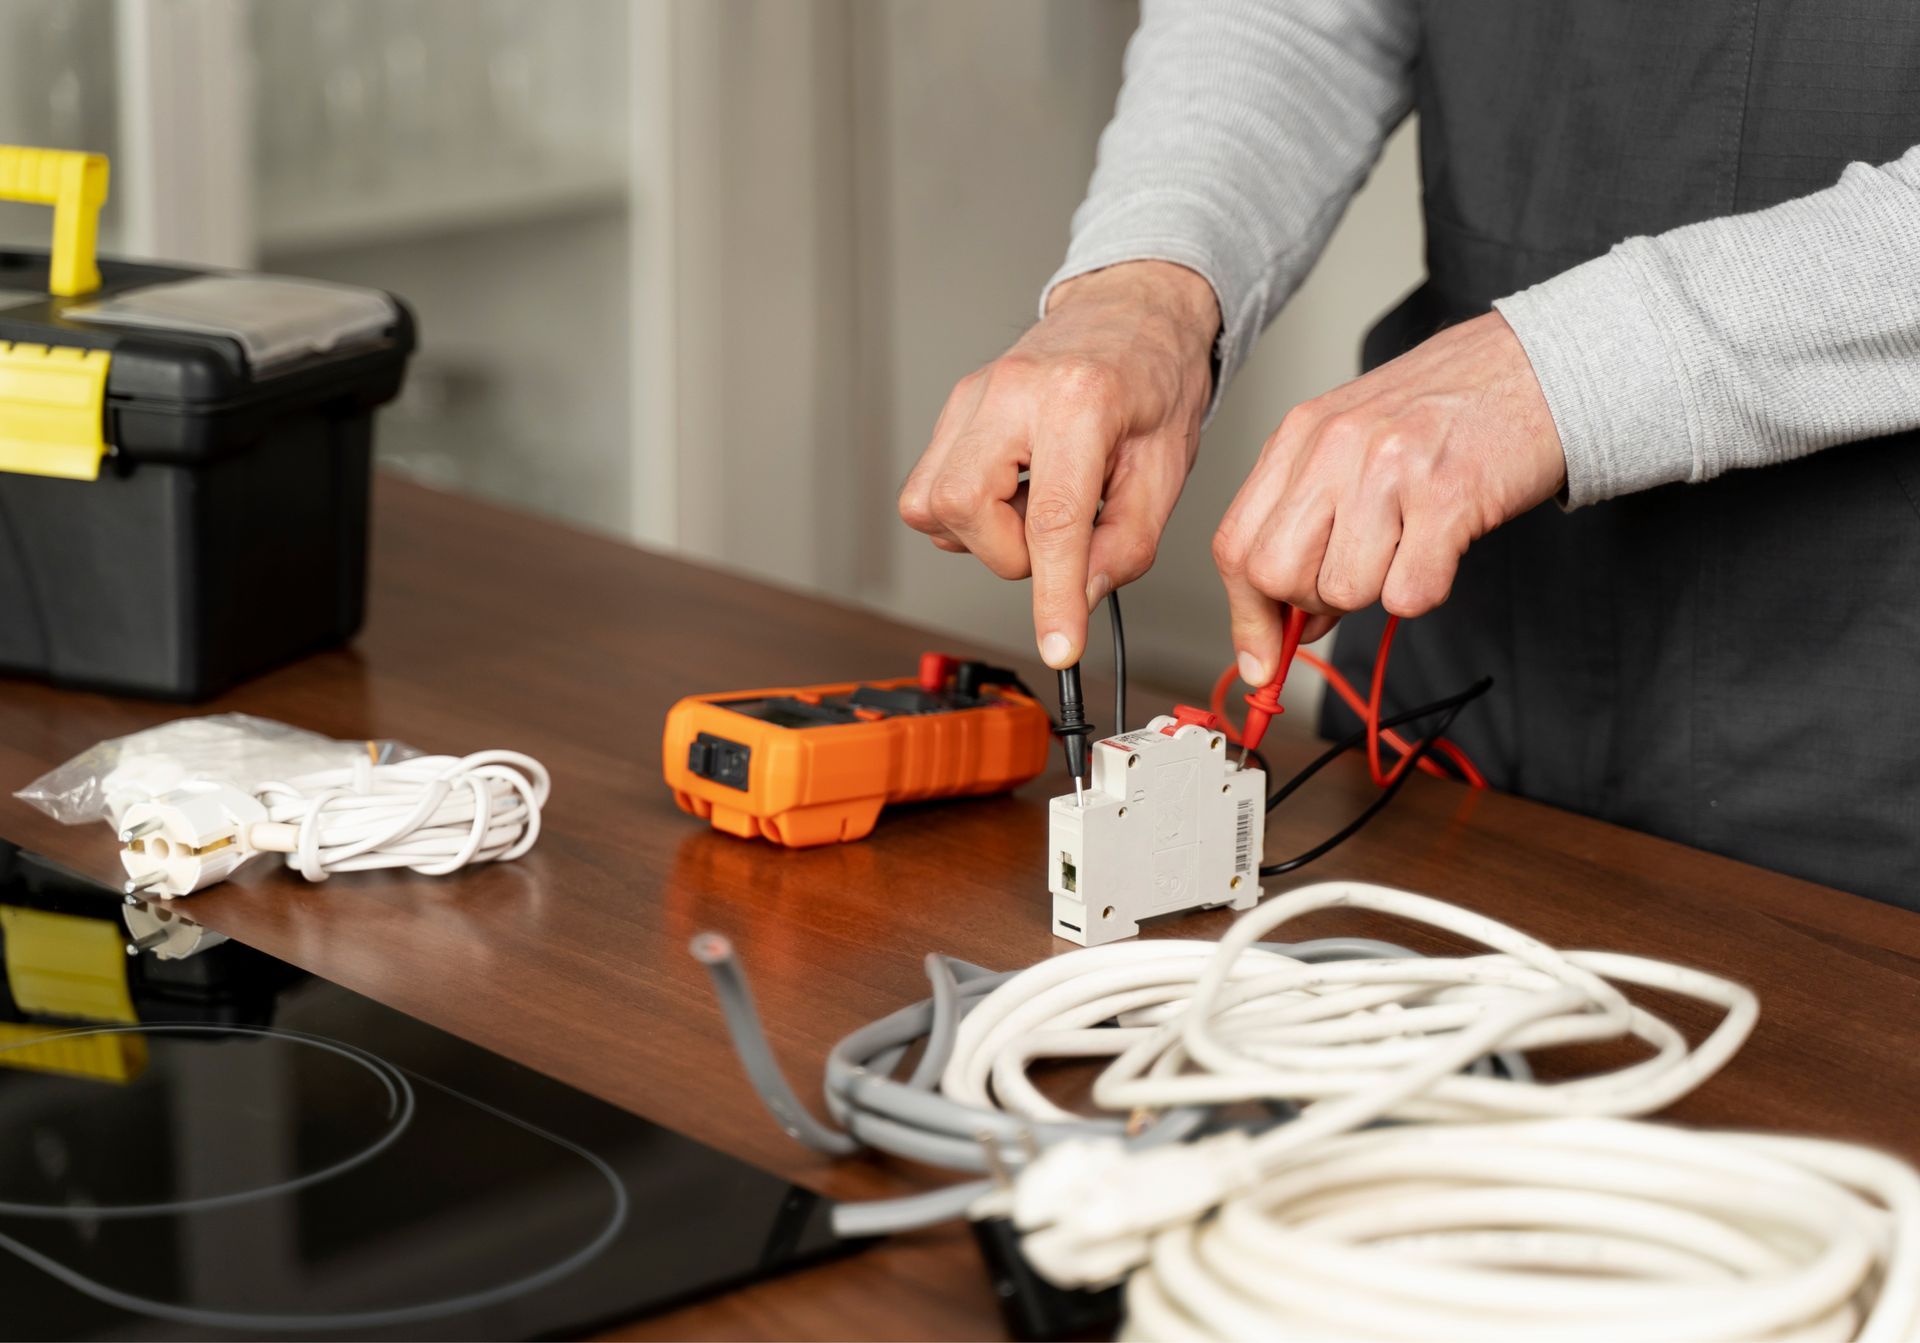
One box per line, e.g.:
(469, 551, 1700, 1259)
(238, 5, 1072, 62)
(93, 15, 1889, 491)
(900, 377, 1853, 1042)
(1120, 1119, 1920, 1343)
(967, 881, 1755, 1194)
(254, 751, 549, 881)
(1087, 882, 1759, 1129)
(1008, 883, 1836, 1288)
(1001, 883, 1918, 1339)
(940, 940, 1333, 1120)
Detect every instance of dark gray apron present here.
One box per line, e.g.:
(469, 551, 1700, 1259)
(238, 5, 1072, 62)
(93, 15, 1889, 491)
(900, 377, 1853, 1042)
(1324, 1, 1920, 910)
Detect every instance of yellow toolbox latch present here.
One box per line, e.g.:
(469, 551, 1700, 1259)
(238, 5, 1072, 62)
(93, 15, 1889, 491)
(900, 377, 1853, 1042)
(0, 341, 112, 480)
(0, 903, 145, 1082)
(0, 904, 139, 1024)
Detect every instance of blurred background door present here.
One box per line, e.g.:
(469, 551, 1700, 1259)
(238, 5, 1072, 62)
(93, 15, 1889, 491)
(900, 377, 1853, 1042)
(0, 0, 1419, 705)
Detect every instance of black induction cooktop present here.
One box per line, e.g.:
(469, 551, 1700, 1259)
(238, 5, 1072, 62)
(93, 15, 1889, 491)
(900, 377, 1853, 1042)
(0, 839, 857, 1340)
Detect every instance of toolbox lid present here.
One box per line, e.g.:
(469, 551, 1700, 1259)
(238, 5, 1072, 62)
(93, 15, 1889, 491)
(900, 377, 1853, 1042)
(63, 275, 399, 373)
(0, 252, 414, 477)
(0, 251, 414, 399)
(0, 148, 413, 480)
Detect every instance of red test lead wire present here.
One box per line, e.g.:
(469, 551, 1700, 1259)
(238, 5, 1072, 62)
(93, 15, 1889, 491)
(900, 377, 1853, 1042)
(1368, 616, 1409, 785)
(1358, 616, 1486, 788)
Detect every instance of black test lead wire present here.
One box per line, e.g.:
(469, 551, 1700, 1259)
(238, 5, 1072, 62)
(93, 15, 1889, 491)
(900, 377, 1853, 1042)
(1260, 676, 1493, 877)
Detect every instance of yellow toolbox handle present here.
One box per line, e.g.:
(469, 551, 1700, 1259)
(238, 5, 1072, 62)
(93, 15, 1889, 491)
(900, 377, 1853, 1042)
(0, 145, 109, 297)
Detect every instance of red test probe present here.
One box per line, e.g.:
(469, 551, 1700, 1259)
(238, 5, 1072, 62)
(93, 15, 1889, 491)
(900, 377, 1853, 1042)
(1238, 605, 1312, 762)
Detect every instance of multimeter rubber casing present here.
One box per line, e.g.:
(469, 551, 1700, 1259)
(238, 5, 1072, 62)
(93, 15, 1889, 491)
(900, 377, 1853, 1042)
(662, 659, 1052, 847)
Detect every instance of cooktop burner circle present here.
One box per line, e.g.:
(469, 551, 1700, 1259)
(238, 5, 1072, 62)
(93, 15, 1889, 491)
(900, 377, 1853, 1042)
(0, 1023, 413, 1220)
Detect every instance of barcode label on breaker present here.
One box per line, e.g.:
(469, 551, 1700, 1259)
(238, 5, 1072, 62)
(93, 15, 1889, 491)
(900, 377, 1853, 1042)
(1234, 796, 1255, 875)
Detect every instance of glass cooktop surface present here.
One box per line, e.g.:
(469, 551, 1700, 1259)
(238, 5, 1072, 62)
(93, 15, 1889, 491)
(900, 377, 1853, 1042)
(0, 840, 849, 1340)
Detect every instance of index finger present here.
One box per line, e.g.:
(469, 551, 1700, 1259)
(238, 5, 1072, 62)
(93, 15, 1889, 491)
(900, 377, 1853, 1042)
(1025, 406, 1111, 668)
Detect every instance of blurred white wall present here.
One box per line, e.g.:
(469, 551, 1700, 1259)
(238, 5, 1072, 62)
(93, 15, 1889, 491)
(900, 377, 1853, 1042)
(280, 211, 635, 535)
(1124, 122, 1422, 704)
(0, 0, 635, 536)
(0, 0, 123, 248)
(659, 1, 1425, 708)
(869, 9, 1423, 704)
(0, 0, 1426, 714)
(657, 1, 1141, 596)
(848, 0, 1138, 623)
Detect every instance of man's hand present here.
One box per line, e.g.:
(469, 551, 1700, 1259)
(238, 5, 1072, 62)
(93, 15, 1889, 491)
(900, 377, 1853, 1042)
(1212, 312, 1566, 684)
(898, 261, 1219, 668)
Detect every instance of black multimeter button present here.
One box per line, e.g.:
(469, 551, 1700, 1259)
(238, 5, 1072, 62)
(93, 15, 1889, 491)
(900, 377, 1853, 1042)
(689, 733, 752, 790)
(848, 686, 946, 715)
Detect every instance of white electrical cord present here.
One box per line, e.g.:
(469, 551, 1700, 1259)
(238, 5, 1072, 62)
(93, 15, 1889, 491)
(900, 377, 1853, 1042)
(1001, 882, 1919, 1340)
(1092, 881, 1758, 1123)
(256, 751, 548, 880)
(118, 750, 549, 896)
(937, 936, 1528, 1125)
(698, 875, 1916, 1338)
(1010, 881, 1765, 1282)
(1120, 1119, 1920, 1343)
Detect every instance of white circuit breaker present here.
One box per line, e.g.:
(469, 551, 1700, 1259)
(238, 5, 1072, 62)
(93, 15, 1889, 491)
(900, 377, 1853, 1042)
(1048, 708, 1265, 946)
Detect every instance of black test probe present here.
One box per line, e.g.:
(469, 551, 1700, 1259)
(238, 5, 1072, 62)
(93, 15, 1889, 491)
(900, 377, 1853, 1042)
(1052, 592, 1126, 807)
(1055, 664, 1094, 807)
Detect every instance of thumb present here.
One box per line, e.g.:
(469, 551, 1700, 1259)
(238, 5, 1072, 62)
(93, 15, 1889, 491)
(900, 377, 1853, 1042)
(1223, 570, 1287, 687)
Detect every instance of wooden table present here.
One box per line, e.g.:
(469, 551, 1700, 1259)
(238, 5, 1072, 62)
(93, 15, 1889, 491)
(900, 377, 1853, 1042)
(4, 477, 1918, 1340)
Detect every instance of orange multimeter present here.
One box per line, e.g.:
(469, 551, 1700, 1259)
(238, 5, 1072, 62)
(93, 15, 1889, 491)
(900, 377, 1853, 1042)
(662, 652, 1054, 847)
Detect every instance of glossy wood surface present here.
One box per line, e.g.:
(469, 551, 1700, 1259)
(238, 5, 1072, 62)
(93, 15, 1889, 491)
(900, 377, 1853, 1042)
(3, 477, 1917, 1340)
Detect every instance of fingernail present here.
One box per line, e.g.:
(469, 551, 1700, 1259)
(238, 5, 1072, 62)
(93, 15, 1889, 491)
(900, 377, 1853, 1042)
(1041, 632, 1072, 667)
(1085, 573, 1110, 611)
(1238, 651, 1267, 686)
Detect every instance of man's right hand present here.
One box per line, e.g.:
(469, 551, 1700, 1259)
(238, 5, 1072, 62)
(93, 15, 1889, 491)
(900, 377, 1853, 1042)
(897, 260, 1220, 669)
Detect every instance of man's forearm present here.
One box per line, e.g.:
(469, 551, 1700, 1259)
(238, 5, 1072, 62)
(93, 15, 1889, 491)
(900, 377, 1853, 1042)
(1044, 0, 1417, 419)
(1497, 145, 1920, 508)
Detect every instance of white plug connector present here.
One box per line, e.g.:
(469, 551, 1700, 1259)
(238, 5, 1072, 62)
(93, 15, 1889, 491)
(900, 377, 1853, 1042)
(117, 783, 269, 898)
(122, 897, 230, 959)
(1013, 1131, 1258, 1288)
(1048, 711, 1264, 945)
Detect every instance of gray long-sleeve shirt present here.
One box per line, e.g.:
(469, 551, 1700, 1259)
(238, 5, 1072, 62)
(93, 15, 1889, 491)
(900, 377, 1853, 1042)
(1043, 0, 1920, 508)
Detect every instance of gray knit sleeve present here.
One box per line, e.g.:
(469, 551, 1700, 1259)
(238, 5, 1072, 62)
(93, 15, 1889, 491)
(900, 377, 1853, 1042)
(1496, 145, 1920, 508)
(1040, 0, 1417, 418)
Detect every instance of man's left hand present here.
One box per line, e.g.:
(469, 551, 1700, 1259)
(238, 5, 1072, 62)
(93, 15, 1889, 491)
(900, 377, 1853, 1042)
(1211, 312, 1567, 684)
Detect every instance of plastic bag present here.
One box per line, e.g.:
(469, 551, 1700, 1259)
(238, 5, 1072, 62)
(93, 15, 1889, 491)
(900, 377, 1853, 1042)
(15, 714, 416, 830)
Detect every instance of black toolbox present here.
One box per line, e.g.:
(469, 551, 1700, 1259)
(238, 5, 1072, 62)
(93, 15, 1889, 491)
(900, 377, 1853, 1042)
(0, 146, 414, 699)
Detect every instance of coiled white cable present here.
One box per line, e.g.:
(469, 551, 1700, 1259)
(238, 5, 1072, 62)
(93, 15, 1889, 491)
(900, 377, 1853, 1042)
(1121, 1119, 1920, 1343)
(936, 935, 1523, 1123)
(254, 751, 549, 881)
(1093, 880, 1758, 1125)
(1011, 881, 1760, 1283)
(969, 882, 1752, 1161)
(1000, 883, 1919, 1339)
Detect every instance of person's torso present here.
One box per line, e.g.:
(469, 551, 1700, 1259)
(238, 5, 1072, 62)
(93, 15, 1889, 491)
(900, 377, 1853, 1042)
(1330, 0, 1920, 909)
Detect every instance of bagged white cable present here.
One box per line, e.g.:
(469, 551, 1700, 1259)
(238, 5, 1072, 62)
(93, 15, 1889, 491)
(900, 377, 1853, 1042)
(15, 713, 394, 828)
(15, 715, 551, 898)
(114, 750, 549, 896)
(253, 751, 549, 880)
